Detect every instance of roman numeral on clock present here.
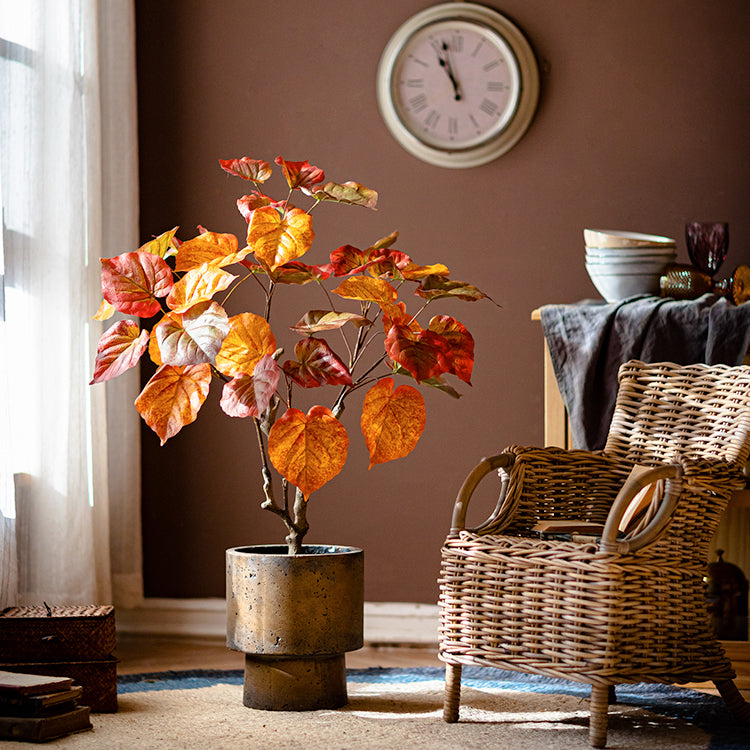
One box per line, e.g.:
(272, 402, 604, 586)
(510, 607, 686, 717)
(479, 98, 498, 117)
(425, 109, 440, 129)
(409, 93, 428, 113)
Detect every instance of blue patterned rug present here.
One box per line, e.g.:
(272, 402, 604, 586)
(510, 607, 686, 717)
(119, 666, 750, 749)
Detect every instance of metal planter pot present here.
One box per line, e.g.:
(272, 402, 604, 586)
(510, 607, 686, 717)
(226, 544, 364, 711)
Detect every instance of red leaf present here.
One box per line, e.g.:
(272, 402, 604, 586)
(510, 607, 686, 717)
(329, 245, 411, 278)
(428, 316, 475, 385)
(329, 245, 370, 276)
(274, 156, 325, 192)
(101, 252, 173, 317)
(415, 274, 494, 303)
(384, 324, 453, 383)
(282, 338, 352, 388)
(365, 249, 412, 277)
(271, 261, 333, 285)
(236, 192, 287, 223)
(90, 320, 149, 383)
(220, 354, 279, 418)
(219, 157, 272, 182)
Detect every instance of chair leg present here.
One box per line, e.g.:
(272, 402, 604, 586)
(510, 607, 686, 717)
(589, 684, 610, 748)
(443, 663, 462, 723)
(714, 679, 750, 723)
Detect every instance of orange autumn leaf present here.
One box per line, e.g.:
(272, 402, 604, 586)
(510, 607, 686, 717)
(360, 378, 425, 468)
(399, 262, 450, 280)
(247, 206, 314, 271)
(268, 406, 349, 499)
(135, 364, 212, 445)
(93, 299, 115, 321)
(166, 263, 237, 313)
(174, 231, 246, 272)
(148, 327, 163, 366)
(215, 312, 276, 377)
(332, 276, 398, 305)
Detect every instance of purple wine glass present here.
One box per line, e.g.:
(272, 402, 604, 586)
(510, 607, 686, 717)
(685, 221, 729, 277)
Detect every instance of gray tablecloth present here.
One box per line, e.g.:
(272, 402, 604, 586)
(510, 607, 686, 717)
(539, 294, 750, 450)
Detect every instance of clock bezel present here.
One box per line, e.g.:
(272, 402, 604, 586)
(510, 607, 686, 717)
(376, 3, 540, 168)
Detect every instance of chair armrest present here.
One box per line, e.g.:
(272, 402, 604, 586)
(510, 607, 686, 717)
(599, 463, 683, 554)
(449, 453, 514, 535)
(599, 457, 744, 554)
(448, 446, 625, 536)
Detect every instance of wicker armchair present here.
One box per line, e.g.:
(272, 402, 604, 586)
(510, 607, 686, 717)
(439, 360, 750, 747)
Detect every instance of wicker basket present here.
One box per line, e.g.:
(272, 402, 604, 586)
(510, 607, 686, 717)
(0, 606, 115, 663)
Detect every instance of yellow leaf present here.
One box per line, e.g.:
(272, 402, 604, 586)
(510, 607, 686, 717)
(247, 206, 314, 270)
(268, 406, 349, 499)
(332, 276, 398, 304)
(166, 263, 237, 313)
(215, 312, 276, 377)
(93, 299, 115, 321)
(400, 262, 450, 280)
(174, 231, 245, 272)
(135, 364, 212, 445)
(360, 378, 425, 468)
(139, 227, 179, 259)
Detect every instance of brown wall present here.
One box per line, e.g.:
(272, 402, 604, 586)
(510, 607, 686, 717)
(135, 0, 750, 602)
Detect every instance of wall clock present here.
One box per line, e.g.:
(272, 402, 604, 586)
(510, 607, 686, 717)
(376, 2, 540, 168)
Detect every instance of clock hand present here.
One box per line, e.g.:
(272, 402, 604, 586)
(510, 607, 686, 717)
(437, 41, 462, 101)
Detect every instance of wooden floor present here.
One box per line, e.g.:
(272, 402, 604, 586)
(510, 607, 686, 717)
(115, 634, 442, 675)
(115, 634, 749, 700)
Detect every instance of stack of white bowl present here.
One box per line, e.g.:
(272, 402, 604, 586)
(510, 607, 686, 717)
(584, 229, 677, 302)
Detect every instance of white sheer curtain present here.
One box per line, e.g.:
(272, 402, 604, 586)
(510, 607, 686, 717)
(0, 0, 142, 608)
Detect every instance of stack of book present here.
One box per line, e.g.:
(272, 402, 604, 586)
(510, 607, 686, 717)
(0, 605, 118, 712)
(0, 671, 92, 742)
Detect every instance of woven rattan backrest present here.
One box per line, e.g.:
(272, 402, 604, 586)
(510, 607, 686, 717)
(604, 360, 750, 472)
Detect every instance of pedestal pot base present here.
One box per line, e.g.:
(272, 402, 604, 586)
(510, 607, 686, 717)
(243, 653, 347, 710)
(226, 544, 364, 711)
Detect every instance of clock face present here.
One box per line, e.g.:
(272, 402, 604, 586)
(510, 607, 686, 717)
(390, 20, 521, 152)
(377, 4, 539, 168)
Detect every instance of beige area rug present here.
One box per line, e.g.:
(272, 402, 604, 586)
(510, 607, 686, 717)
(0, 672, 727, 750)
